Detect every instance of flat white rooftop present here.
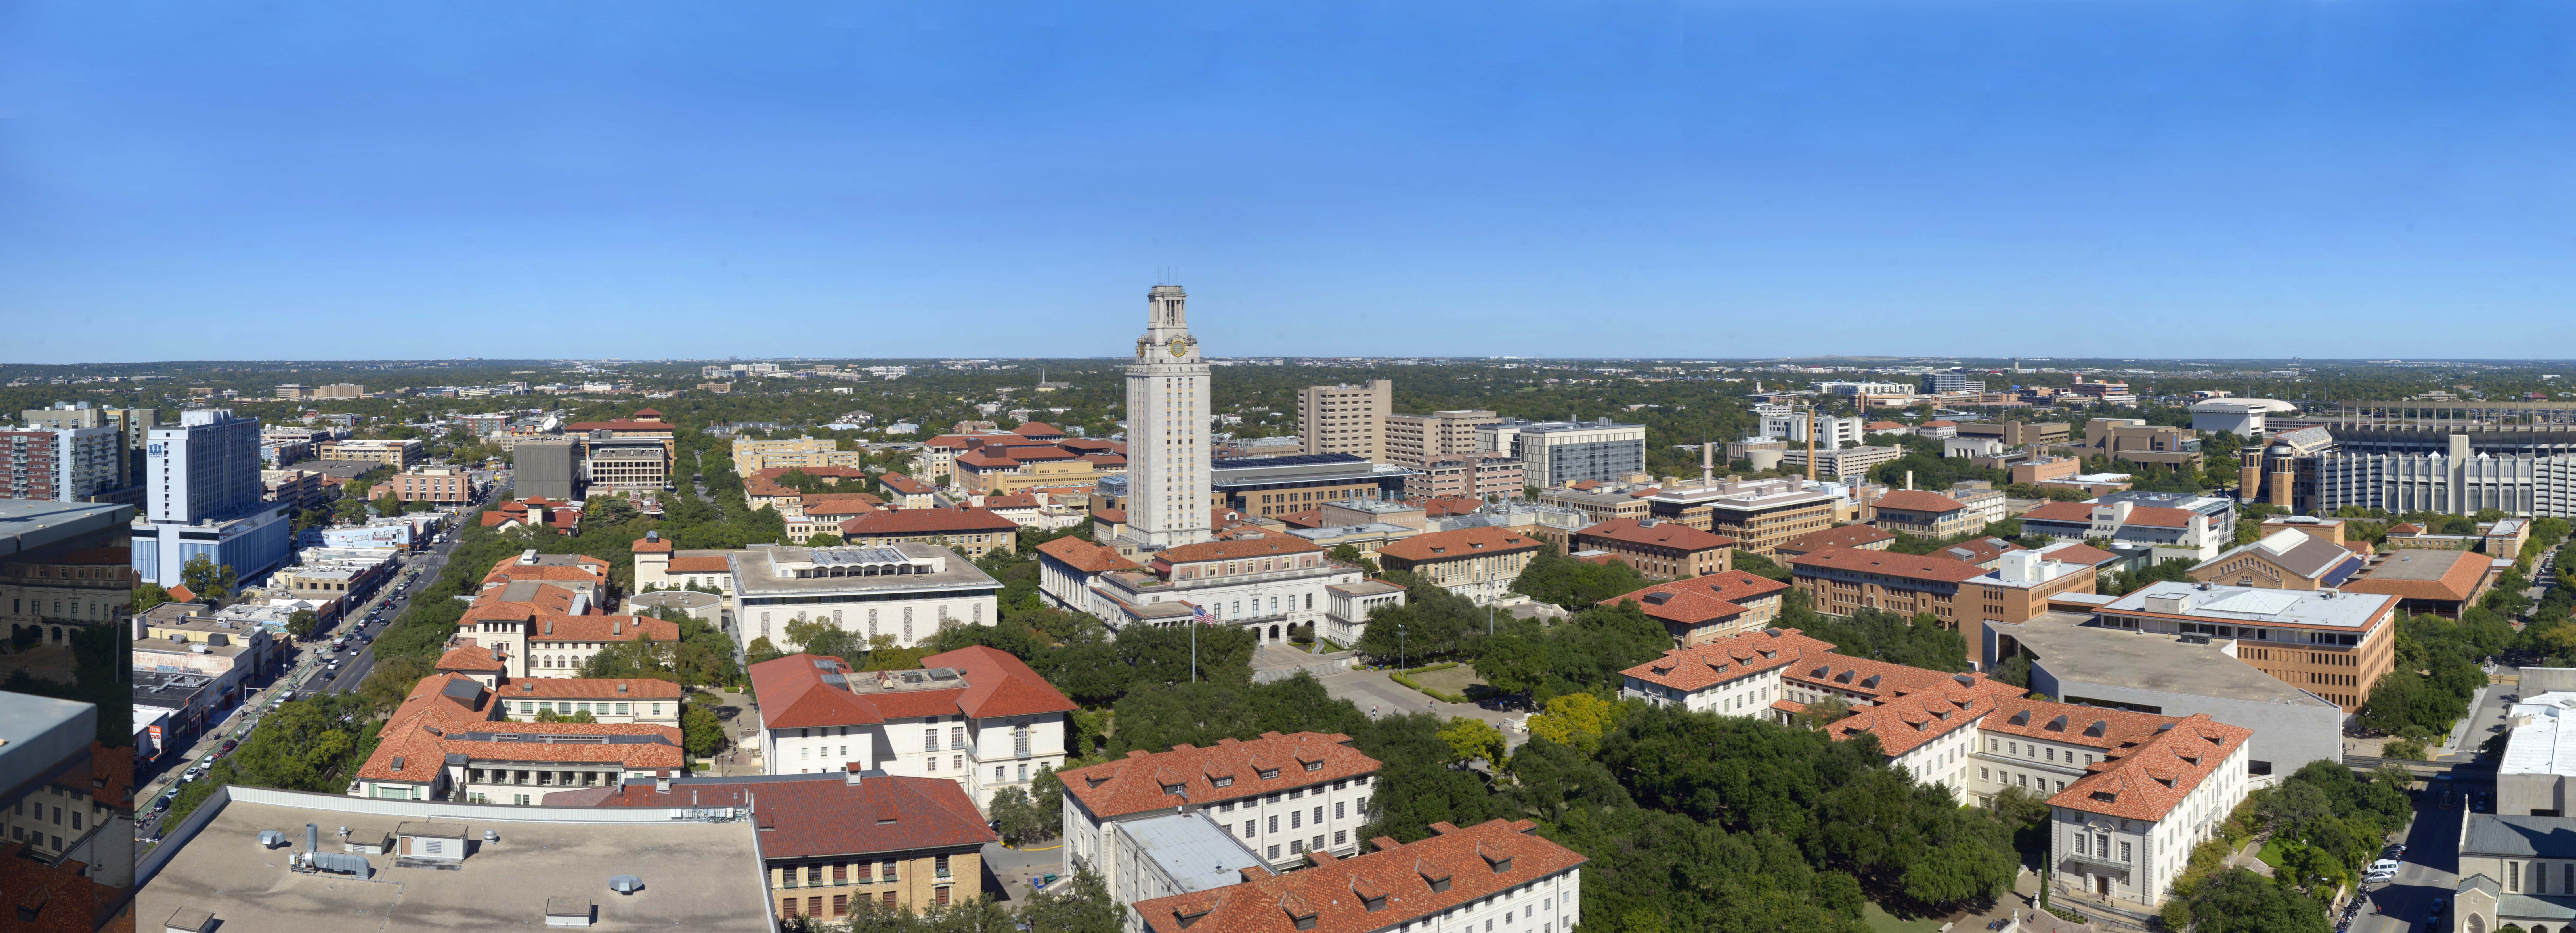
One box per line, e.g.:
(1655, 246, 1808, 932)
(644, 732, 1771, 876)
(2504, 693, 2576, 779)
(2105, 581, 2391, 630)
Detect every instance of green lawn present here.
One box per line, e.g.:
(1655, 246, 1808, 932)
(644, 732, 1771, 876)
(1862, 901, 1946, 933)
(1412, 664, 1489, 696)
(2257, 838, 2289, 870)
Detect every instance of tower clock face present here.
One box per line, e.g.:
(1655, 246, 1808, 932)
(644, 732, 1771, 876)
(1170, 341, 1188, 357)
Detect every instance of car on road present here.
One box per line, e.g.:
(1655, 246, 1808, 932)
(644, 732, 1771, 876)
(2369, 858, 2402, 872)
(152, 795, 171, 812)
(220, 739, 237, 753)
(320, 670, 337, 681)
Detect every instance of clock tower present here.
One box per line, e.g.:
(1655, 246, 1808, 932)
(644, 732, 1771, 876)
(1121, 285, 1212, 549)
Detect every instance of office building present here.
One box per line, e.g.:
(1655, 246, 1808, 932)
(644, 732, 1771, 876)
(1816, 380, 1909, 397)
(1779, 444, 1905, 481)
(552, 771, 997, 921)
(833, 506, 1020, 558)
(1790, 548, 2097, 633)
(1572, 518, 1738, 579)
(1955, 420, 2071, 448)
(1062, 731, 1380, 881)
(1761, 412, 1867, 449)
(2340, 548, 2499, 618)
(2078, 419, 2203, 469)
(2019, 492, 2235, 564)
(1403, 453, 1524, 500)
(1647, 478, 1838, 555)
(584, 434, 672, 492)
(1042, 534, 1373, 645)
(0, 426, 122, 502)
(1477, 418, 1646, 489)
(2189, 399, 2292, 437)
(1296, 379, 1391, 461)
(747, 647, 1073, 808)
(1373, 526, 1545, 605)
(1120, 286, 1214, 550)
(513, 439, 581, 501)
(132, 409, 292, 587)
(374, 465, 477, 503)
(2084, 581, 2396, 713)
(1091, 811, 1265, 922)
(1922, 371, 1986, 394)
(316, 438, 423, 468)
(1208, 454, 1415, 520)
(653, 539, 1002, 650)
(1869, 489, 1983, 539)
(731, 436, 872, 475)
(1986, 611, 2345, 778)
(1383, 409, 1503, 467)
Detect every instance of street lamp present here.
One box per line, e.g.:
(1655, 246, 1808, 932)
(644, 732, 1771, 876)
(1398, 623, 1406, 672)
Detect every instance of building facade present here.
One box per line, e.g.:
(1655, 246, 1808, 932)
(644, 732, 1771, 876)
(1478, 419, 1647, 489)
(1572, 518, 1738, 579)
(1373, 527, 1544, 605)
(1383, 409, 1504, 468)
(1296, 379, 1391, 461)
(1061, 731, 1381, 882)
(317, 438, 423, 468)
(1791, 547, 2098, 632)
(1122, 285, 1214, 550)
(748, 647, 1074, 809)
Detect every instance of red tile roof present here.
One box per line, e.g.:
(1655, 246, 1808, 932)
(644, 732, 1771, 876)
(2018, 501, 2096, 524)
(1871, 490, 1967, 515)
(1133, 819, 1586, 933)
(1931, 537, 2024, 566)
(1061, 731, 1380, 820)
(1374, 527, 1543, 564)
(632, 536, 674, 554)
(0, 841, 123, 933)
(566, 420, 677, 433)
(1779, 524, 1897, 554)
(1276, 509, 1326, 530)
(166, 584, 197, 604)
(2343, 548, 2494, 603)
(750, 650, 1075, 729)
(494, 677, 685, 700)
(2035, 541, 2121, 567)
(1622, 627, 1835, 692)
(1012, 422, 1063, 437)
(1603, 570, 1790, 627)
(2046, 714, 2251, 822)
(666, 555, 731, 574)
(529, 615, 681, 644)
(838, 506, 1020, 537)
(1036, 536, 1143, 574)
(436, 638, 509, 672)
(801, 493, 884, 517)
(879, 473, 935, 495)
(1788, 546, 1990, 583)
(2119, 507, 2200, 529)
(356, 673, 685, 783)
(1866, 421, 1907, 431)
(550, 773, 995, 858)
(923, 645, 1080, 719)
(1417, 496, 1486, 518)
(1157, 536, 1325, 564)
(1575, 518, 1738, 553)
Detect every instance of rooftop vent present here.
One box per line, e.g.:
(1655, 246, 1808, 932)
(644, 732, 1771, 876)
(545, 897, 596, 927)
(257, 830, 289, 849)
(609, 875, 645, 895)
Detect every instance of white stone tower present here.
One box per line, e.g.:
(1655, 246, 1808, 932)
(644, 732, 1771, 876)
(1121, 284, 1212, 549)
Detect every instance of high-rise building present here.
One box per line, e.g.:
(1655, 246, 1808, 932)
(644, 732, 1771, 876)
(24, 403, 153, 491)
(1921, 371, 1986, 394)
(0, 427, 122, 502)
(514, 439, 582, 501)
(1383, 409, 1503, 467)
(1296, 379, 1390, 461)
(1119, 285, 1211, 550)
(132, 409, 291, 586)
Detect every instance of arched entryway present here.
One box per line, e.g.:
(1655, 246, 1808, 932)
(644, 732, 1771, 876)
(1269, 624, 1282, 641)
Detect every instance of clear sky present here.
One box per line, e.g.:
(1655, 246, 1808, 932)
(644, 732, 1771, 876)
(3, 1, 2571, 362)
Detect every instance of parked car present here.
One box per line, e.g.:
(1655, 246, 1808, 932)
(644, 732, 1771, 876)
(220, 739, 237, 753)
(2370, 859, 2402, 872)
(152, 796, 171, 813)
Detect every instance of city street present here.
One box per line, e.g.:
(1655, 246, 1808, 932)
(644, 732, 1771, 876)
(134, 487, 492, 837)
(2353, 770, 2481, 933)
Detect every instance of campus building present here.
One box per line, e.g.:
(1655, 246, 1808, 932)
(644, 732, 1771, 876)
(746, 647, 1074, 809)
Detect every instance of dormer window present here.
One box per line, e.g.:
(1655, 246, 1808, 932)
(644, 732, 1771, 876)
(1259, 768, 1279, 780)
(1162, 783, 1186, 795)
(1305, 761, 1323, 772)
(1213, 776, 1234, 788)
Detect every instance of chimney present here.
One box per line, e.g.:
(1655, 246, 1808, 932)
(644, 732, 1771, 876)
(655, 771, 672, 792)
(612, 618, 622, 636)
(1904, 470, 1914, 491)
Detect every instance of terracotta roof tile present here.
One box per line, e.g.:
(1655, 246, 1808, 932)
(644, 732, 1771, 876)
(553, 773, 995, 858)
(1061, 731, 1380, 820)
(1157, 537, 1325, 564)
(666, 555, 731, 574)
(529, 615, 681, 644)
(2018, 501, 2097, 524)
(1133, 819, 1585, 933)
(1779, 524, 1896, 554)
(1620, 627, 1833, 692)
(1575, 518, 1739, 553)
(2342, 549, 2494, 603)
(1871, 490, 1968, 514)
(1375, 527, 1543, 564)
(1788, 547, 1989, 583)
(1036, 536, 1143, 574)
(2046, 715, 2251, 821)
(839, 507, 1019, 537)
(1603, 571, 1789, 627)
(496, 677, 685, 700)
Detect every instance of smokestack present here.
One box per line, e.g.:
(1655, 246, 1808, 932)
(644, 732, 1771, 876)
(1805, 406, 1817, 483)
(1905, 470, 1914, 491)
(1701, 440, 1714, 487)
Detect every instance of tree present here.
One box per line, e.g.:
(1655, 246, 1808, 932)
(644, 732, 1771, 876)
(534, 708, 600, 723)
(132, 582, 171, 614)
(805, 532, 843, 547)
(1790, 696, 1854, 732)
(1526, 693, 1621, 756)
(356, 654, 436, 714)
(1014, 867, 1123, 933)
(333, 495, 370, 525)
(1030, 764, 1064, 827)
(1511, 551, 1650, 608)
(1326, 543, 1380, 576)
(286, 609, 319, 641)
(989, 785, 1050, 845)
(180, 554, 238, 603)
(682, 697, 728, 757)
(1437, 717, 1506, 770)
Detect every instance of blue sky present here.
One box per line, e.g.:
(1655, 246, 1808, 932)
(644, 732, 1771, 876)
(3, 1, 2571, 362)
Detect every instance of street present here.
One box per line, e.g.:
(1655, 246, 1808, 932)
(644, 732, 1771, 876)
(2352, 769, 2481, 933)
(133, 485, 494, 846)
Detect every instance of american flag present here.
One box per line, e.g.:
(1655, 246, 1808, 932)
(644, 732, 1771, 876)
(1191, 604, 1216, 626)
